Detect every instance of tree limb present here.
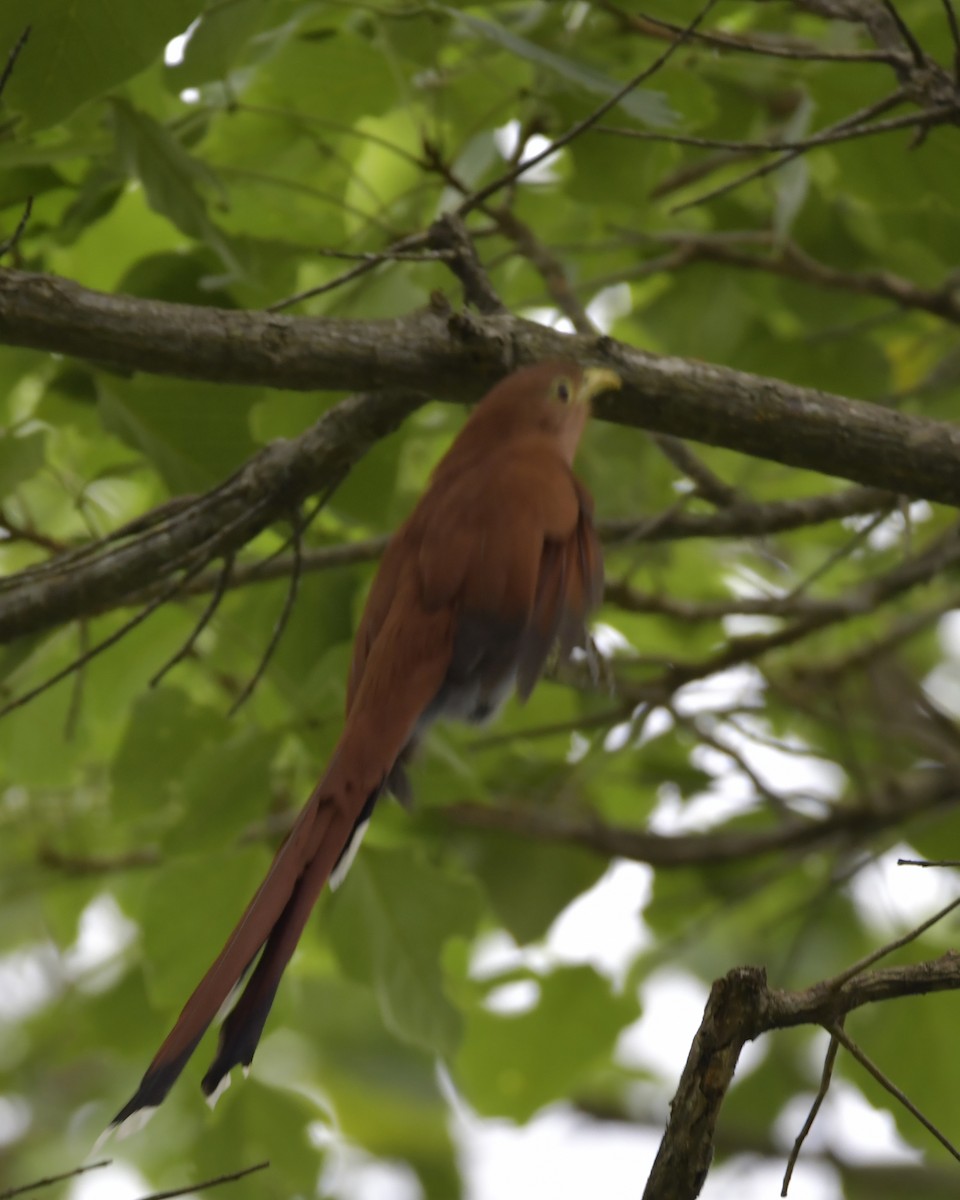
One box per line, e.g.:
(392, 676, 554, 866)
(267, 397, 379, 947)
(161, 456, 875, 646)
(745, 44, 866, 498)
(442, 765, 960, 867)
(0, 386, 422, 642)
(643, 950, 960, 1199)
(4, 268, 960, 504)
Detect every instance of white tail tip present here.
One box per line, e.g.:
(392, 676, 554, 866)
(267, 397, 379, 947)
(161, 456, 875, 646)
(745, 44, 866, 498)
(205, 1072, 232, 1110)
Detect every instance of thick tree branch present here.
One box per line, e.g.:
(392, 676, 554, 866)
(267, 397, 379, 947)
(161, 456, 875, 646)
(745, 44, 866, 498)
(643, 950, 960, 1199)
(4, 268, 960, 505)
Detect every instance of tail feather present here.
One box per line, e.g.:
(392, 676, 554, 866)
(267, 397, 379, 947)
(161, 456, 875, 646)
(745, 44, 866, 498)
(201, 800, 356, 1096)
(110, 598, 455, 1128)
(110, 789, 338, 1126)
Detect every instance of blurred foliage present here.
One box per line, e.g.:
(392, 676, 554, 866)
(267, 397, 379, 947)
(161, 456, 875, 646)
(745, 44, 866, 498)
(1, 2, 960, 1198)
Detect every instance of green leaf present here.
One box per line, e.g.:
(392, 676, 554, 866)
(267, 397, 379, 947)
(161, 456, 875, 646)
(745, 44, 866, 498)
(109, 98, 243, 276)
(169, 727, 284, 852)
(97, 375, 259, 492)
(0, 429, 46, 493)
(327, 845, 483, 1056)
(456, 965, 637, 1121)
(167, 0, 266, 88)
(111, 687, 232, 818)
(466, 830, 606, 944)
(0, 0, 205, 130)
(446, 9, 675, 127)
(0, 165, 67, 210)
(137, 846, 270, 1009)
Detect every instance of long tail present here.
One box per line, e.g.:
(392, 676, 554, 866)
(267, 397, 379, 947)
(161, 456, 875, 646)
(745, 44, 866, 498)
(110, 776, 364, 1129)
(110, 598, 454, 1131)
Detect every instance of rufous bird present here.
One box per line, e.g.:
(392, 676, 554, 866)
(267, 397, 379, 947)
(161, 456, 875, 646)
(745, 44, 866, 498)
(111, 359, 620, 1130)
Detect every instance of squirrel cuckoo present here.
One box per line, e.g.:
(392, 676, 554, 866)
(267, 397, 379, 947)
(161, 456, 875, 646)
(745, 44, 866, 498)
(110, 359, 620, 1130)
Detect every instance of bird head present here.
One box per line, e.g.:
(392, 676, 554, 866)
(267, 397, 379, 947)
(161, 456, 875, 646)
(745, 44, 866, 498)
(463, 359, 622, 464)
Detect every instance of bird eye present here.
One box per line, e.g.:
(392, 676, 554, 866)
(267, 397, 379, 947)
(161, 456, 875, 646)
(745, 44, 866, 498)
(554, 378, 571, 403)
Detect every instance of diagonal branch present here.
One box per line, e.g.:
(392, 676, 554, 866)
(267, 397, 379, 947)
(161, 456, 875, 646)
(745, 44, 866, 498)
(0, 387, 423, 643)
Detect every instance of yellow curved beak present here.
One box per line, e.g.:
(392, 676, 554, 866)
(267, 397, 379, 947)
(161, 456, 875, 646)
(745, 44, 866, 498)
(577, 367, 622, 406)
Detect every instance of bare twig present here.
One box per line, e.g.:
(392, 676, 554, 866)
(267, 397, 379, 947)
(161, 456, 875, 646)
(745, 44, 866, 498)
(596, 2, 899, 63)
(609, 231, 960, 326)
(822, 893, 960, 992)
(0, 1161, 109, 1200)
(827, 1020, 960, 1163)
(134, 1161, 269, 1200)
(944, 0, 960, 79)
(899, 857, 960, 867)
(0, 25, 30, 102)
(229, 508, 303, 715)
(782, 1030, 841, 1196)
(427, 212, 505, 314)
(0, 195, 32, 258)
(0, 540, 229, 721)
(0, 27, 35, 256)
(594, 109, 935, 156)
(0, 503, 65, 553)
(670, 91, 934, 214)
(149, 554, 235, 687)
(603, 487, 896, 543)
(268, 229, 430, 311)
(649, 434, 740, 507)
(879, 0, 926, 66)
(64, 620, 89, 739)
(38, 845, 161, 874)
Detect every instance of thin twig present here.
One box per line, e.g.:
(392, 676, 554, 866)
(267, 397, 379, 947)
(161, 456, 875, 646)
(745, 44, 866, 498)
(880, 0, 926, 66)
(670, 91, 929, 214)
(608, 231, 960, 326)
(782, 1030, 841, 1196)
(268, 230, 429, 311)
(823, 893, 960, 992)
(134, 1161, 269, 1200)
(782, 509, 890, 602)
(0, 1160, 110, 1200)
(0, 195, 32, 258)
(596, 2, 900, 64)
(229, 508, 303, 715)
(427, 211, 505, 314)
(827, 1020, 960, 1163)
(595, 110, 932, 156)
(313, 247, 453, 263)
(0, 559, 210, 720)
(38, 844, 161, 874)
(64, 620, 89, 740)
(0, 28, 33, 256)
(899, 857, 960, 867)
(0, 25, 30, 101)
(0, 502, 63, 552)
(144, 537, 388, 601)
(652, 434, 740, 507)
(456, 0, 721, 217)
(944, 0, 960, 80)
(150, 554, 235, 687)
